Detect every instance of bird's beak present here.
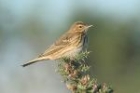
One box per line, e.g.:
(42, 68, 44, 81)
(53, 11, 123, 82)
(87, 25, 93, 28)
(85, 25, 93, 29)
(84, 25, 93, 32)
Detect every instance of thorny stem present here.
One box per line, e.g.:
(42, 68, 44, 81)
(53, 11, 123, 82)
(57, 51, 113, 93)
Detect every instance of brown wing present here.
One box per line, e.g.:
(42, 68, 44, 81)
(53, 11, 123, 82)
(38, 32, 83, 58)
(38, 32, 77, 57)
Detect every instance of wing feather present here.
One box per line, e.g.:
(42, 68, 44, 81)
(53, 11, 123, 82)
(38, 32, 82, 58)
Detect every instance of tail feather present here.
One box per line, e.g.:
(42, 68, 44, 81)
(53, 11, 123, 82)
(22, 57, 48, 67)
(22, 61, 37, 67)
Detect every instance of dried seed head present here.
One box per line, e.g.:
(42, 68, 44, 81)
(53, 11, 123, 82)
(66, 83, 77, 92)
(80, 75, 90, 85)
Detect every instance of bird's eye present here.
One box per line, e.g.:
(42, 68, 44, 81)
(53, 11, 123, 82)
(79, 25, 83, 28)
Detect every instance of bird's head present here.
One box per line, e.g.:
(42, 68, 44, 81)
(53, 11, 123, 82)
(69, 21, 92, 33)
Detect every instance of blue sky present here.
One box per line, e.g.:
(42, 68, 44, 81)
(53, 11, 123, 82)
(1, 0, 139, 21)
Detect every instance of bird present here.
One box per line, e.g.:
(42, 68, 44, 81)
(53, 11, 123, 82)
(22, 21, 92, 67)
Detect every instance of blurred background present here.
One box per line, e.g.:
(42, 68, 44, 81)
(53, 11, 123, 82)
(0, 0, 140, 93)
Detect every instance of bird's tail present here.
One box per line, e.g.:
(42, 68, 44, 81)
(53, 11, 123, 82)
(22, 57, 48, 67)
